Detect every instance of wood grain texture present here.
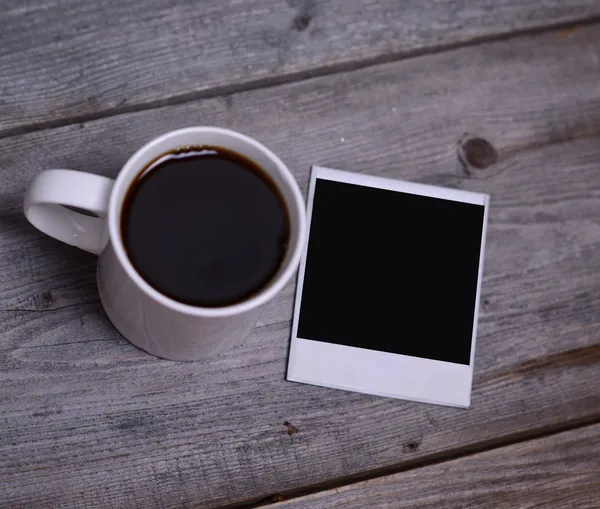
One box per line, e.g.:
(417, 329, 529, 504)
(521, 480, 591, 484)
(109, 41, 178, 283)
(1, 0, 600, 133)
(277, 424, 600, 508)
(1, 24, 600, 509)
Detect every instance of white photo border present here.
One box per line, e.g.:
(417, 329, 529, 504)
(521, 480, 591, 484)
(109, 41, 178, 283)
(287, 166, 490, 408)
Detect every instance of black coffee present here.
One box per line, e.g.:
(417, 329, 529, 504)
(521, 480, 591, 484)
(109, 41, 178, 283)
(121, 146, 290, 307)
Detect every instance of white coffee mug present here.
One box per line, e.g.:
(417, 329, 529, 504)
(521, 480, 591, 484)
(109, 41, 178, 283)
(24, 127, 306, 360)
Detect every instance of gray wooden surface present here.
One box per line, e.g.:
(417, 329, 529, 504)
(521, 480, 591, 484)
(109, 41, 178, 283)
(1, 2, 600, 509)
(277, 423, 600, 508)
(1, 0, 600, 134)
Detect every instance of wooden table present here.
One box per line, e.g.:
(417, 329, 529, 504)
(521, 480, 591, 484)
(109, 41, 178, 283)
(1, 2, 599, 508)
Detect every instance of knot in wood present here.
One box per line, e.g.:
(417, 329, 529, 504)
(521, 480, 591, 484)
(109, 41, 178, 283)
(460, 137, 498, 171)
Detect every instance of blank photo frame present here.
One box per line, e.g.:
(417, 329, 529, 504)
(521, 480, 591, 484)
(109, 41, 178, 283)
(287, 166, 489, 408)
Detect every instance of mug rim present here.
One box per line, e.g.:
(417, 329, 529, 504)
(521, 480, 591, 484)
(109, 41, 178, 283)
(108, 127, 306, 318)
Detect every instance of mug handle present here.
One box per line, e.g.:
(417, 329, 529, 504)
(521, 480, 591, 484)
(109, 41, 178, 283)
(24, 169, 115, 255)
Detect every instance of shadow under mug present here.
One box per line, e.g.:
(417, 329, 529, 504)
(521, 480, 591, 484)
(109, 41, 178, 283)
(23, 127, 307, 360)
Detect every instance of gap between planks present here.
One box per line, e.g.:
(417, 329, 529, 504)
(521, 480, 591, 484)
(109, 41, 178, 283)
(216, 414, 600, 509)
(1, 14, 599, 142)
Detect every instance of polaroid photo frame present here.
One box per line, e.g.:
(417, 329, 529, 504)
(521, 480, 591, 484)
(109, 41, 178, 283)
(287, 166, 489, 408)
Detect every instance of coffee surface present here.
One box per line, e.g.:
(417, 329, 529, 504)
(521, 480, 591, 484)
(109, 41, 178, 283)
(121, 147, 289, 307)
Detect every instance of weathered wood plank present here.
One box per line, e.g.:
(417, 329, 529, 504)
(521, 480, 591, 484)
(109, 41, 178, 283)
(1, 0, 600, 133)
(1, 25, 600, 509)
(277, 424, 600, 508)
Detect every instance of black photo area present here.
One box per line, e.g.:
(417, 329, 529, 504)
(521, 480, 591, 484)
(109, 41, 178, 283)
(297, 178, 485, 366)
